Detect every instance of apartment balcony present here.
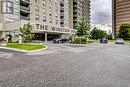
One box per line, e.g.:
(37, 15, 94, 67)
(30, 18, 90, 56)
(60, 13, 64, 18)
(73, 1, 77, 5)
(60, 19, 64, 22)
(60, 23, 64, 27)
(73, 9, 78, 12)
(21, 0, 30, 3)
(73, 19, 78, 23)
(60, 19, 64, 27)
(20, 0, 30, 6)
(73, 0, 82, 4)
(60, 0, 64, 6)
(20, 15, 30, 20)
(20, 6, 30, 13)
(73, 4, 78, 9)
(74, 24, 77, 27)
(73, 14, 78, 18)
(73, 26, 77, 29)
(73, 23, 78, 27)
(60, 7, 64, 12)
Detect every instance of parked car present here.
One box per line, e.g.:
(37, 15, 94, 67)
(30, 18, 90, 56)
(115, 38, 124, 44)
(53, 37, 69, 43)
(100, 38, 108, 43)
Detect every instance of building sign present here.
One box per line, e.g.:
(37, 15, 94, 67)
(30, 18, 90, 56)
(1, 1, 14, 14)
(51, 27, 70, 33)
(35, 23, 76, 34)
(35, 24, 48, 30)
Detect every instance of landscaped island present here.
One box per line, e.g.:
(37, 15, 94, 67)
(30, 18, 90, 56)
(6, 44, 46, 51)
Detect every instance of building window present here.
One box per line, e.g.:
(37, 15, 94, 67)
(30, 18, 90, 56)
(35, 14, 39, 21)
(1, 1, 14, 14)
(56, 20, 58, 25)
(55, 0, 58, 4)
(55, 7, 58, 12)
(49, 4, 52, 9)
(43, 1, 46, 6)
(49, 11, 52, 16)
(35, 0, 39, 3)
(49, 18, 53, 23)
(55, 13, 58, 18)
(43, 16, 47, 22)
(43, 8, 46, 14)
(35, 6, 39, 12)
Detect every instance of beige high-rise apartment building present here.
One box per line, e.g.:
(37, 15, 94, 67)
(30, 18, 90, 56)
(112, 0, 130, 38)
(0, 0, 90, 41)
(73, 0, 91, 29)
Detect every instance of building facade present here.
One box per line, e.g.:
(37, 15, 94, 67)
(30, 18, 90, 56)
(0, 0, 90, 41)
(73, 0, 90, 29)
(112, 0, 130, 38)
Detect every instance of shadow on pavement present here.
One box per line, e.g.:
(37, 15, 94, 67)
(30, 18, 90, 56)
(0, 48, 25, 54)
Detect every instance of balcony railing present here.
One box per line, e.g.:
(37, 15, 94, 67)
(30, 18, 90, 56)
(20, 0, 30, 3)
(20, 6, 30, 12)
(60, 7, 64, 11)
(60, 0, 64, 6)
(20, 16, 30, 20)
(60, 13, 64, 17)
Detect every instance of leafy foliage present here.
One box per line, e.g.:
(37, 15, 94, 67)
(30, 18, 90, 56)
(118, 24, 130, 39)
(20, 23, 33, 43)
(76, 20, 90, 38)
(72, 37, 93, 44)
(0, 32, 2, 42)
(90, 27, 108, 39)
(107, 34, 112, 40)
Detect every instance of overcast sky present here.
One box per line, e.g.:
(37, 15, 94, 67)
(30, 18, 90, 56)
(91, 0, 112, 32)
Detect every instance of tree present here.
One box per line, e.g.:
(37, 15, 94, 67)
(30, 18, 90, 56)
(107, 34, 112, 40)
(0, 32, 2, 42)
(91, 27, 108, 39)
(119, 23, 130, 39)
(76, 20, 90, 38)
(20, 23, 33, 43)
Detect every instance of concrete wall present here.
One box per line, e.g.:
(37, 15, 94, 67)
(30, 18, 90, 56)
(30, 0, 61, 27)
(69, 0, 73, 29)
(4, 21, 20, 31)
(0, 23, 3, 31)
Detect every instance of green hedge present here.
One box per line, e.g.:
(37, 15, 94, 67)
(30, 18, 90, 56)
(12, 40, 19, 43)
(72, 37, 93, 44)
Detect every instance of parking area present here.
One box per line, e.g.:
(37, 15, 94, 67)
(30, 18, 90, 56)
(0, 43, 130, 87)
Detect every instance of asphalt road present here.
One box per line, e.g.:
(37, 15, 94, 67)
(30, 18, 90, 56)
(0, 43, 130, 87)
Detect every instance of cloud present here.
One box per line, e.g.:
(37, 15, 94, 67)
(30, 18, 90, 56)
(91, 0, 112, 31)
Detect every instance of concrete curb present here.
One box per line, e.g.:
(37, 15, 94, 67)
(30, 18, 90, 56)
(65, 43, 95, 47)
(0, 46, 48, 53)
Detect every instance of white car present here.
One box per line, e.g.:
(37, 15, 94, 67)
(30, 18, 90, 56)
(115, 38, 124, 44)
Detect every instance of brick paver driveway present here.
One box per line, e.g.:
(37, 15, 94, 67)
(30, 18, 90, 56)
(0, 43, 130, 87)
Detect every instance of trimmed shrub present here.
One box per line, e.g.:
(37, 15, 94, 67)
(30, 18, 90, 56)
(12, 40, 19, 43)
(72, 37, 93, 44)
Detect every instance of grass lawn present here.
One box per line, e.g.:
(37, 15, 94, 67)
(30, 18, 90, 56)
(6, 44, 47, 51)
(108, 40, 130, 43)
(124, 40, 130, 43)
(93, 40, 99, 43)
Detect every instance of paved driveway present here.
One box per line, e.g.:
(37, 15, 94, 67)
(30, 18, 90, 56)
(0, 43, 130, 87)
